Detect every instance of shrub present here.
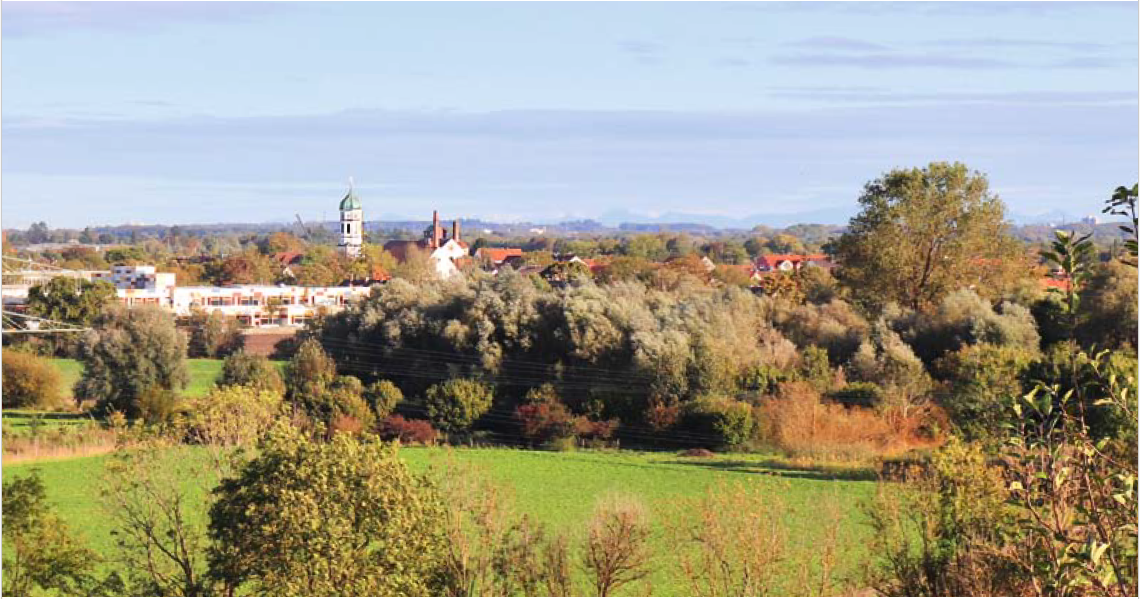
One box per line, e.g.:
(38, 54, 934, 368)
(424, 378, 493, 433)
(866, 439, 1019, 596)
(934, 343, 1034, 441)
(2, 350, 63, 409)
(135, 385, 183, 426)
(377, 415, 437, 445)
(515, 399, 576, 446)
(187, 385, 283, 447)
(671, 482, 789, 596)
(826, 381, 885, 410)
(582, 494, 653, 597)
(758, 382, 937, 460)
(682, 398, 755, 450)
(364, 380, 403, 419)
(216, 351, 285, 397)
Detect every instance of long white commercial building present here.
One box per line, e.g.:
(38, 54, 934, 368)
(6, 265, 373, 328)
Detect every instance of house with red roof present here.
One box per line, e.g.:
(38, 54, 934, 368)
(754, 253, 834, 273)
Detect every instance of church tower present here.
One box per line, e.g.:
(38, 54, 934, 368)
(338, 179, 363, 258)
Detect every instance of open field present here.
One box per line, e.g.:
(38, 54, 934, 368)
(2, 447, 879, 595)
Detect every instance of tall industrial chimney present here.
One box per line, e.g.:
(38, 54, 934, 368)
(432, 210, 441, 248)
(452, 219, 460, 242)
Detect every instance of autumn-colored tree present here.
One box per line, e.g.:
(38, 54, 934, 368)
(831, 162, 1026, 312)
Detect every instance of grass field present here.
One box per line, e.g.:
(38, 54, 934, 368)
(2, 447, 879, 595)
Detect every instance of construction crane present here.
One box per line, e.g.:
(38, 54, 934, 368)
(294, 214, 313, 240)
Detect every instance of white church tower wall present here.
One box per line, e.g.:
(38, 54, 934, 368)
(338, 179, 363, 258)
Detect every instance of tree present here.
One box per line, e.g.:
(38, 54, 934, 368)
(424, 378, 494, 433)
(26, 277, 116, 327)
(207, 426, 451, 596)
(283, 338, 337, 399)
(216, 350, 285, 396)
(282, 339, 372, 431)
(3, 473, 97, 596)
(75, 305, 189, 415)
(1077, 259, 1138, 350)
(101, 439, 214, 596)
(831, 162, 1025, 312)
(2, 350, 63, 408)
(186, 309, 243, 358)
(390, 244, 437, 284)
(26, 221, 50, 244)
(364, 379, 403, 420)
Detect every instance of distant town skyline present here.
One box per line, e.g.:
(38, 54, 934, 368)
(2, 1, 1137, 228)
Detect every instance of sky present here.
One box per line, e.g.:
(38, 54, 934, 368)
(1, 1, 1137, 229)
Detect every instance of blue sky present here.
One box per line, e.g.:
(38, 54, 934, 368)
(2, 1, 1137, 228)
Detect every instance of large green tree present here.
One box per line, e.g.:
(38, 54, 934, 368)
(26, 277, 116, 329)
(207, 426, 451, 596)
(831, 162, 1025, 312)
(75, 305, 189, 415)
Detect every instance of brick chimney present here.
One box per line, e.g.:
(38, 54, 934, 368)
(432, 210, 441, 248)
(452, 219, 460, 242)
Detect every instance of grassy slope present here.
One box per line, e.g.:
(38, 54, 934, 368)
(2, 447, 877, 595)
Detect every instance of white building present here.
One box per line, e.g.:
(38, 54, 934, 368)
(171, 284, 371, 327)
(92, 265, 177, 308)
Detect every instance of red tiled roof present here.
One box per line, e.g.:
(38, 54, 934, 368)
(272, 252, 304, 266)
(1041, 277, 1072, 292)
(755, 254, 830, 270)
(477, 248, 524, 263)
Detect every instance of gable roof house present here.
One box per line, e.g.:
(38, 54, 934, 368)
(754, 254, 834, 273)
(383, 211, 470, 279)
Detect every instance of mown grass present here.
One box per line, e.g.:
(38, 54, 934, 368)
(2, 446, 879, 595)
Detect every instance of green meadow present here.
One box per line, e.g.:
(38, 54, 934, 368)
(2, 447, 879, 595)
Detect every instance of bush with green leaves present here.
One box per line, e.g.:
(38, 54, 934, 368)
(424, 378, 494, 433)
(216, 351, 285, 397)
(364, 379, 404, 419)
(934, 343, 1034, 441)
(207, 425, 452, 596)
(682, 397, 755, 450)
(75, 304, 189, 416)
(1, 349, 63, 409)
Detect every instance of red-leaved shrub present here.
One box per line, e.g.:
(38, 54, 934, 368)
(515, 399, 576, 445)
(378, 415, 438, 445)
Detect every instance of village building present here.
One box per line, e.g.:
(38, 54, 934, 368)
(754, 253, 835, 273)
(383, 211, 469, 278)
